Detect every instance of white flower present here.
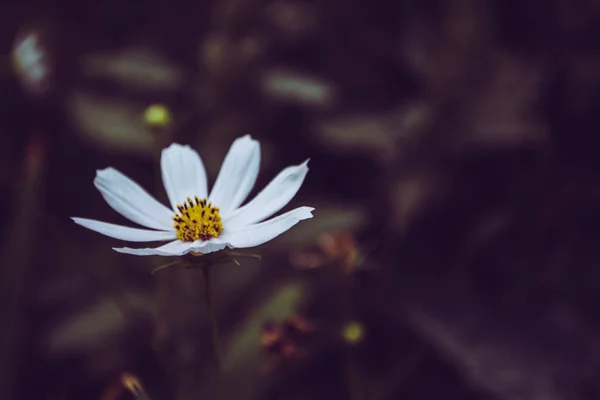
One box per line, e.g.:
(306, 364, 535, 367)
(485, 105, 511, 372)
(72, 135, 314, 256)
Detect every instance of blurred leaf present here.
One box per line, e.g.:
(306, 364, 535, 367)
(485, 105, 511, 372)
(318, 115, 392, 152)
(270, 204, 366, 250)
(80, 48, 185, 92)
(261, 68, 335, 107)
(221, 281, 307, 399)
(45, 290, 152, 356)
(316, 103, 429, 158)
(46, 298, 126, 354)
(224, 281, 307, 367)
(66, 91, 158, 156)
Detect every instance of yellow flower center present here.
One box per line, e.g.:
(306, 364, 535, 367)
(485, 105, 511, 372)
(173, 196, 223, 241)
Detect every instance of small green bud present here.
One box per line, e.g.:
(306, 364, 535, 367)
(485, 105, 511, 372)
(144, 103, 171, 127)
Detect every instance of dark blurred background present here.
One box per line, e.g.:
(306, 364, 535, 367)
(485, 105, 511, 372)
(2, 0, 600, 399)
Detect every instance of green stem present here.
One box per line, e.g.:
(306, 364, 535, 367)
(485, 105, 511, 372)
(201, 265, 224, 400)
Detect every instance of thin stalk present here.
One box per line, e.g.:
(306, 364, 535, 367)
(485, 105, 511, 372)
(201, 265, 224, 400)
(342, 272, 362, 400)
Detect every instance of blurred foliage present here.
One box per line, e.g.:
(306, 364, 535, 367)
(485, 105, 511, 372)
(3, 0, 600, 399)
(66, 90, 161, 156)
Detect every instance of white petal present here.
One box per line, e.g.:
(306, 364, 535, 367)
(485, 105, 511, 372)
(114, 240, 192, 256)
(189, 239, 230, 254)
(209, 135, 260, 216)
(114, 238, 229, 256)
(221, 206, 314, 248)
(94, 168, 174, 230)
(72, 217, 176, 242)
(161, 143, 208, 211)
(224, 160, 309, 229)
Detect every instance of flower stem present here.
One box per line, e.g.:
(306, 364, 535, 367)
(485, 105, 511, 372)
(201, 265, 224, 400)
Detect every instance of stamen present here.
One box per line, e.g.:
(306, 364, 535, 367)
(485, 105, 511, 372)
(172, 197, 223, 241)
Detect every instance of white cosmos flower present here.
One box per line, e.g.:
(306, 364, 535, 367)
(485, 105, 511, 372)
(72, 135, 314, 256)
